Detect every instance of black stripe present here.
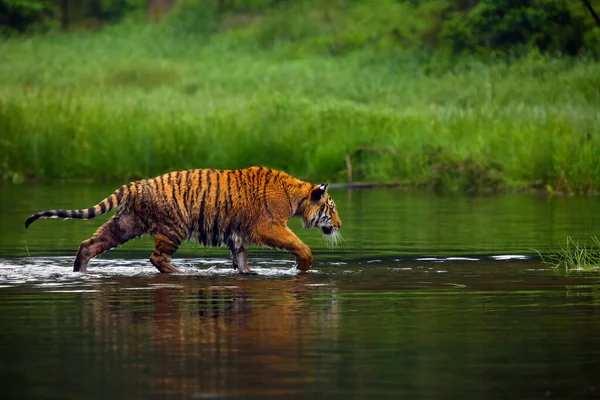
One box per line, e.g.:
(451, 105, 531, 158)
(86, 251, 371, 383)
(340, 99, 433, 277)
(43, 210, 56, 217)
(139, 182, 148, 210)
(175, 172, 191, 231)
(158, 175, 165, 197)
(163, 174, 179, 216)
(298, 197, 308, 213)
(107, 195, 115, 209)
(56, 210, 70, 218)
(179, 171, 186, 197)
(193, 169, 202, 218)
(198, 191, 208, 246)
(263, 168, 273, 188)
(281, 181, 293, 213)
(235, 170, 243, 204)
(240, 169, 250, 203)
(156, 239, 178, 255)
(318, 206, 326, 221)
(245, 169, 252, 201)
(225, 171, 233, 214)
(168, 173, 186, 227)
(251, 168, 258, 197)
(211, 171, 221, 246)
(198, 171, 210, 246)
(135, 183, 143, 210)
(71, 210, 83, 218)
(169, 172, 177, 203)
(185, 171, 195, 208)
(115, 187, 125, 203)
(255, 168, 262, 193)
(163, 229, 182, 245)
(263, 169, 273, 217)
(99, 201, 107, 214)
(172, 225, 187, 242)
(25, 215, 38, 228)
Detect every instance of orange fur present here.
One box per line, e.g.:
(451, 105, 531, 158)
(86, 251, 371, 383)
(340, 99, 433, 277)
(25, 166, 342, 274)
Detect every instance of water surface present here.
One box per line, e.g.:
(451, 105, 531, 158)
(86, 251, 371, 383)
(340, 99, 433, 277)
(1, 184, 600, 399)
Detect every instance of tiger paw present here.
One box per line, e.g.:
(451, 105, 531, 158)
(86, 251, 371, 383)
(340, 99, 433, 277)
(294, 262, 311, 272)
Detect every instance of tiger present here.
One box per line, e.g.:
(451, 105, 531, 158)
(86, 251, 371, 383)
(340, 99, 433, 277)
(24, 166, 342, 274)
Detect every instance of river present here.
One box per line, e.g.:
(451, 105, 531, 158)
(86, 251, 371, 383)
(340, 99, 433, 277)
(1, 184, 599, 399)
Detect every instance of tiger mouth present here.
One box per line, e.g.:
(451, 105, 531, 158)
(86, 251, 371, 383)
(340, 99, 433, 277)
(321, 226, 333, 235)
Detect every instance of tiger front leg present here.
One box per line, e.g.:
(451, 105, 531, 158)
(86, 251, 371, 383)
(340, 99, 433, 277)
(230, 245, 256, 275)
(255, 224, 313, 272)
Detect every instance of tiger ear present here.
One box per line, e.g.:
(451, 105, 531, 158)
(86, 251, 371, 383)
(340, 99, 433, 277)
(311, 183, 328, 202)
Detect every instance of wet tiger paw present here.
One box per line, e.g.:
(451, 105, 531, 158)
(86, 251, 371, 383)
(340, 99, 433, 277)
(238, 270, 258, 275)
(294, 263, 311, 273)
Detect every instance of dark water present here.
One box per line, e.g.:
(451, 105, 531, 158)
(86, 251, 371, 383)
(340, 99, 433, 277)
(1, 184, 600, 399)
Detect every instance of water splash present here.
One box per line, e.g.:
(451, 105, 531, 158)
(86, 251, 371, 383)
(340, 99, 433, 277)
(0, 256, 313, 286)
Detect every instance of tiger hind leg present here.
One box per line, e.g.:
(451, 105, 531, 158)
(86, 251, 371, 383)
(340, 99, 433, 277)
(150, 232, 183, 273)
(73, 214, 145, 272)
(230, 245, 256, 275)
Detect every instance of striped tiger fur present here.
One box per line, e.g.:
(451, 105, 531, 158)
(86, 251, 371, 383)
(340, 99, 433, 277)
(24, 166, 342, 274)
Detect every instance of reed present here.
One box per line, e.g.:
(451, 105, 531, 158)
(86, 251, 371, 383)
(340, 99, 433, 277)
(537, 236, 600, 272)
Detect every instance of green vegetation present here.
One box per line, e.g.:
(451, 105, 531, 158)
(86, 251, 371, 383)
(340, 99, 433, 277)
(4, 0, 600, 56)
(537, 236, 600, 272)
(1, 1, 600, 193)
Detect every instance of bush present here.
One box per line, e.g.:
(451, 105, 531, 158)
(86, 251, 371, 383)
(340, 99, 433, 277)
(441, 0, 596, 56)
(0, 0, 59, 35)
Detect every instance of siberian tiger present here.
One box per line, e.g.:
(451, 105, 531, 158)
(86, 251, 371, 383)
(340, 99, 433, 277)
(24, 166, 342, 274)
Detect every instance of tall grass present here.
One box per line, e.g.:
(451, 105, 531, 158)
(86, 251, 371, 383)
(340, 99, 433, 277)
(537, 236, 600, 272)
(1, 25, 599, 192)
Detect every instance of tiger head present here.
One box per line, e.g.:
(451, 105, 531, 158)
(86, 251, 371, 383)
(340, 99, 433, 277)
(303, 184, 342, 238)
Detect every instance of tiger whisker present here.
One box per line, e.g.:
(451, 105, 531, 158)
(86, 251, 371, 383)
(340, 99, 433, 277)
(324, 229, 343, 249)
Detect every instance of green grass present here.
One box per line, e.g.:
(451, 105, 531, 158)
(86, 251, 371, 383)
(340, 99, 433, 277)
(537, 236, 600, 272)
(1, 25, 599, 192)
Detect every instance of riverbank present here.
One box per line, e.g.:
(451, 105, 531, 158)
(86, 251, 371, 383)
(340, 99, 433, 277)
(1, 27, 599, 194)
